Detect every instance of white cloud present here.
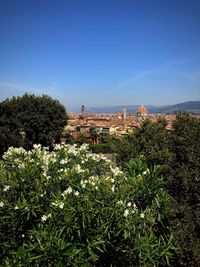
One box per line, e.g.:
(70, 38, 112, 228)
(118, 55, 200, 88)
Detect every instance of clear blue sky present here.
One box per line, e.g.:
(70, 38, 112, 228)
(0, 0, 200, 111)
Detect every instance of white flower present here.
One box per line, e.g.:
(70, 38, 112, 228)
(111, 167, 123, 176)
(140, 213, 145, 218)
(54, 144, 63, 150)
(76, 164, 84, 173)
(142, 170, 147, 175)
(90, 175, 97, 181)
(74, 191, 79, 196)
(127, 202, 132, 207)
(60, 158, 68, 164)
(111, 178, 115, 183)
(14, 205, 19, 210)
(33, 144, 41, 149)
(50, 156, 57, 164)
(43, 172, 51, 180)
(22, 234, 25, 237)
(95, 186, 98, 190)
(111, 185, 115, 192)
(117, 200, 123, 205)
(41, 213, 51, 222)
(41, 215, 48, 222)
(132, 203, 138, 213)
(3, 185, 10, 192)
(79, 143, 89, 151)
(68, 145, 78, 155)
(64, 186, 72, 194)
(63, 168, 68, 174)
(59, 202, 64, 209)
(124, 209, 129, 217)
(18, 163, 25, 169)
(0, 202, 4, 207)
(80, 180, 86, 188)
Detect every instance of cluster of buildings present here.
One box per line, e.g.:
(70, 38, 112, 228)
(62, 105, 176, 143)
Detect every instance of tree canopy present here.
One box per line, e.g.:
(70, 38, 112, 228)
(116, 113, 200, 266)
(0, 94, 67, 155)
(169, 113, 200, 266)
(117, 118, 174, 175)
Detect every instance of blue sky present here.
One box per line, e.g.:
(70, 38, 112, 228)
(0, 0, 200, 111)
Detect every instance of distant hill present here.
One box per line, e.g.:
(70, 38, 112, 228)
(157, 101, 200, 114)
(87, 101, 200, 114)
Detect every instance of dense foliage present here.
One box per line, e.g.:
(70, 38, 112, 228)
(0, 100, 24, 156)
(0, 144, 175, 266)
(117, 119, 174, 175)
(0, 94, 67, 156)
(117, 113, 200, 266)
(169, 113, 200, 266)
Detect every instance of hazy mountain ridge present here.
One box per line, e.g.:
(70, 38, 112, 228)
(87, 101, 200, 114)
(157, 101, 200, 114)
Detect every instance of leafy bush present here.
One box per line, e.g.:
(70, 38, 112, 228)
(0, 144, 175, 266)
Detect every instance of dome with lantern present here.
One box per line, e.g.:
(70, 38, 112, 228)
(137, 104, 148, 117)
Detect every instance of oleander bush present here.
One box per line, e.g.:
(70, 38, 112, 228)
(0, 144, 176, 266)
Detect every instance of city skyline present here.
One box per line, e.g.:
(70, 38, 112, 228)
(0, 0, 200, 111)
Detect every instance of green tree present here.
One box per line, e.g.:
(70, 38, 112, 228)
(0, 97, 23, 156)
(169, 113, 200, 266)
(117, 119, 174, 174)
(0, 94, 67, 153)
(117, 113, 200, 266)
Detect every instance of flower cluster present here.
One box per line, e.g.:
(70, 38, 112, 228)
(0, 143, 174, 266)
(116, 200, 140, 218)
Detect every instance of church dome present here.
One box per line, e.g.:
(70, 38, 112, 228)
(137, 104, 148, 116)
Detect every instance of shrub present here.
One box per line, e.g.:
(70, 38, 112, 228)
(0, 144, 175, 266)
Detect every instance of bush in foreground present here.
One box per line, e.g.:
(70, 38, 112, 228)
(0, 144, 175, 266)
